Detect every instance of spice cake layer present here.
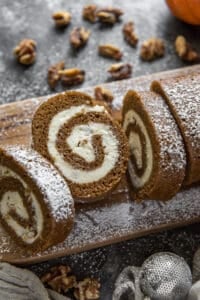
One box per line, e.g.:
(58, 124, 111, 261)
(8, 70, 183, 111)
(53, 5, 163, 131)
(122, 90, 186, 200)
(151, 72, 200, 185)
(0, 146, 74, 253)
(32, 91, 129, 202)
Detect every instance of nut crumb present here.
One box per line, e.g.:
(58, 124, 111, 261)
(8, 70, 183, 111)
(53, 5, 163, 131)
(94, 86, 114, 104)
(74, 278, 100, 300)
(70, 27, 91, 49)
(47, 61, 65, 89)
(41, 265, 76, 294)
(82, 5, 97, 23)
(140, 38, 165, 61)
(123, 22, 138, 47)
(13, 39, 36, 65)
(97, 7, 123, 24)
(52, 11, 71, 27)
(98, 44, 122, 60)
(175, 35, 200, 62)
(59, 68, 85, 86)
(108, 63, 132, 80)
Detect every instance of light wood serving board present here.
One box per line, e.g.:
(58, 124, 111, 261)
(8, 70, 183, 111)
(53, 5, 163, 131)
(0, 65, 199, 265)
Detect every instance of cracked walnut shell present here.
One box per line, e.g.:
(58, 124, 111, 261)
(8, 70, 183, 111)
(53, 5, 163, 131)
(13, 39, 36, 65)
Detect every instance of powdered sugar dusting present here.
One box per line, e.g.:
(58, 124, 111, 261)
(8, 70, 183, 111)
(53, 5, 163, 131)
(152, 72, 200, 183)
(143, 91, 186, 175)
(1, 146, 74, 222)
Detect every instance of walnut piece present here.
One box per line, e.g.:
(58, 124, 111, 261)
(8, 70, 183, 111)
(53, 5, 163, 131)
(108, 63, 132, 80)
(94, 86, 114, 104)
(96, 7, 123, 24)
(140, 38, 165, 61)
(98, 44, 122, 60)
(41, 265, 77, 294)
(47, 61, 65, 89)
(59, 68, 85, 86)
(123, 22, 138, 47)
(13, 39, 36, 65)
(74, 278, 100, 300)
(52, 11, 71, 27)
(82, 5, 97, 23)
(70, 27, 90, 49)
(175, 35, 200, 62)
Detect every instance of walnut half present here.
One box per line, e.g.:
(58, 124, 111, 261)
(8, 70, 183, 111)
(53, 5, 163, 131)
(175, 35, 200, 62)
(140, 38, 165, 61)
(13, 39, 36, 65)
(74, 278, 100, 300)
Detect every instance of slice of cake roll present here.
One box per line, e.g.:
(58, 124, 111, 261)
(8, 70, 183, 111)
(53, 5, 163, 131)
(32, 91, 129, 202)
(0, 146, 74, 252)
(151, 73, 200, 186)
(122, 90, 186, 200)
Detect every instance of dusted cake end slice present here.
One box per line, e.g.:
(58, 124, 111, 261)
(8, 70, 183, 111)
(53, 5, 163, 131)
(0, 146, 74, 253)
(122, 90, 186, 200)
(151, 72, 200, 185)
(32, 91, 129, 202)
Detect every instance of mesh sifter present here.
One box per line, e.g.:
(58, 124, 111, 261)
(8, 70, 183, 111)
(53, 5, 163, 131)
(139, 252, 192, 300)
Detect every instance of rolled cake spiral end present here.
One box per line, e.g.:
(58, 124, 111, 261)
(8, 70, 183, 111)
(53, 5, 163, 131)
(122, 90, 186, 201)
(0, 146, 74, 253)
(32, 91, 129, 202)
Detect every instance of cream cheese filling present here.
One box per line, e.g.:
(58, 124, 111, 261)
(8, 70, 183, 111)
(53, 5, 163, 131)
(123, 110, 153, 188)
(47, 105, 119, 184)
(0, 165, 43, 244)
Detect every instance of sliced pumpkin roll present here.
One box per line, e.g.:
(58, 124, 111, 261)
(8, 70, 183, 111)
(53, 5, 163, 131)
(32, 91, 129, 202)
(151, 72, 200, 186)
(0, 146, 74, 253)
(122, 90, 186, 200)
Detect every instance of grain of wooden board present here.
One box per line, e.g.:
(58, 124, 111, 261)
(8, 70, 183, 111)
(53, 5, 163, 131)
(0, 65, 199, 264)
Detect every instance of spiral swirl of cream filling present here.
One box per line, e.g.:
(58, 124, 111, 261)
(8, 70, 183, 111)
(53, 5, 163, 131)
(47, 105, 120, 184)
(0, 166, 43, 244)
(123, 110, 153, 189)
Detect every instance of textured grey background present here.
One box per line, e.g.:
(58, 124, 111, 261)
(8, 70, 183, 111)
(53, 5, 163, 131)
(0, 0, 200, 299)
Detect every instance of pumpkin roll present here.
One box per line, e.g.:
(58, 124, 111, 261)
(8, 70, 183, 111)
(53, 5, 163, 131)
(122, 90, 186, 200)
(0, 146, 74, 253)
(151, 72, 200, 185)
(32, 91, 129, 202)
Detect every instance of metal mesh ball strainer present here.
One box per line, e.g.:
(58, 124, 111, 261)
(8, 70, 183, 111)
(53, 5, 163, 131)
(139, 252, 192, 300)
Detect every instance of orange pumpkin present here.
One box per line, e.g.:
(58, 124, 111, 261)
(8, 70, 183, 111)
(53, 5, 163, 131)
(166, 0, 200, 25)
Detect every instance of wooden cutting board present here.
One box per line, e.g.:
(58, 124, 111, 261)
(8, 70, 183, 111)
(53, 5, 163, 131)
(0, 65, 199, 265)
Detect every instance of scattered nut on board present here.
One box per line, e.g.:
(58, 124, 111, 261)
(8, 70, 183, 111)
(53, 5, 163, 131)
(70, 27, 91, 49)
(123, 22, 138, 47)
(47, 61, 65, 89)
(74, 278, 100, 300)
(41, 265, 77, 294)
(82, 5, 97, 23)
(108, 63, 132, 80)
(94, 86, 114, 104)
(59, 68, 85, 86)
(96, 7, 124, 24)
(140, 37, 165, 61)
(175, 35, 200, 62)
(52, 11, 71, 27)
(13, 39, 36, 65)
(98, 44, 122, 60)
